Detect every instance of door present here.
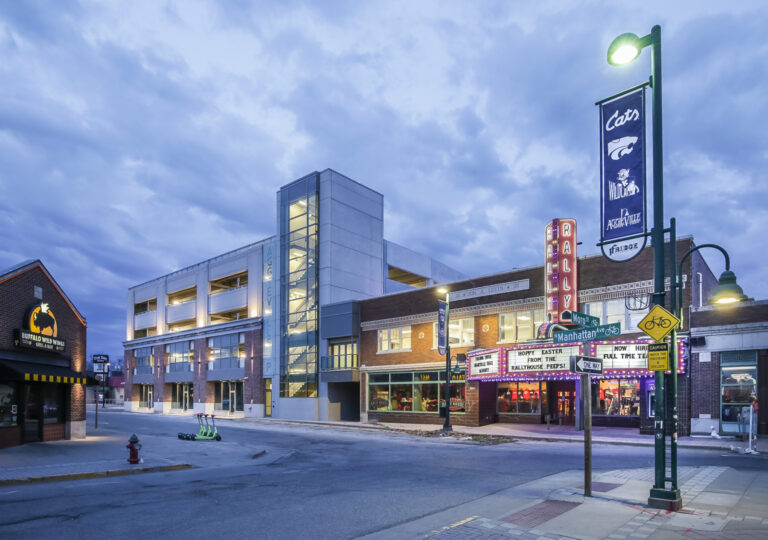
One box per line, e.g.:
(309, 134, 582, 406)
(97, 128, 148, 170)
(229, 385, 237, 414)
(557, 390, 575, 425)
(182, 384, 192, 411)
(265, 379, 272, 417)
(147, 385, 154, 409)
(22, 383, 43, 443)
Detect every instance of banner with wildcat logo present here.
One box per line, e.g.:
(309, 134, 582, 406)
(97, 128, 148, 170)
(598, 85, 647, 261)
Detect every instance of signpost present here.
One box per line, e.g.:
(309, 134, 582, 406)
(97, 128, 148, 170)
(553, 322, 621, 344)
(93, 354, 110, 428)
(570, 355, 602, 497)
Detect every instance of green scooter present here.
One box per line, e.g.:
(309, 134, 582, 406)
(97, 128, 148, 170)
(195, 413, 221, 441)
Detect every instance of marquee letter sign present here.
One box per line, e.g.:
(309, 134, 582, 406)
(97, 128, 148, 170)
(545, 218, 578, 324)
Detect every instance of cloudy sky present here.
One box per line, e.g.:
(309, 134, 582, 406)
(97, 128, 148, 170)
(2, 1, 767, 361)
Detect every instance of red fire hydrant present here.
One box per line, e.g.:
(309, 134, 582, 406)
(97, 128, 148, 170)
(127, 433, 142, 464)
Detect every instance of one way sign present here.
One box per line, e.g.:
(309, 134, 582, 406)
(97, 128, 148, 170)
(570, 355, 604, 375)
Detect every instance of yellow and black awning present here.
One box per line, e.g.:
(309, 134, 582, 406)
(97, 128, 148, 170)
(0, 358, 85, 385)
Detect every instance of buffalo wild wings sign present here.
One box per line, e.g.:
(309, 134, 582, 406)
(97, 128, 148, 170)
(14, 302, 66, 352)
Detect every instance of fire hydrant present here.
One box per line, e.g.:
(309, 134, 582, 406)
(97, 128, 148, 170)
(126, 433, 142, 464)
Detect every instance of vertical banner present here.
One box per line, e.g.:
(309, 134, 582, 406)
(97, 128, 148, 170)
(598, 85, 648, 261)
(437, 300, 447, 355)
(545, 218, 577, 323)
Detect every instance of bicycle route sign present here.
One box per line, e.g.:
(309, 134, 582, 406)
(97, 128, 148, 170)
(638, 304, 680, 342)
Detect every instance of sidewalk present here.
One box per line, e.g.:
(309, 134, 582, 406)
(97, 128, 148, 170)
(230, 415, 760, 452)
(363, 465, 768, 539)
(0, 414, 269, 485)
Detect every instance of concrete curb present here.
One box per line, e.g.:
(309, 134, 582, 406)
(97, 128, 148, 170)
(0, 463, 194, 486)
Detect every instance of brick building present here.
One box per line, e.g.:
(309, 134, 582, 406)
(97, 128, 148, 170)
(0, 260, 87, 449)
(690, 300, 768, 435)
(354, 233, 717, 435)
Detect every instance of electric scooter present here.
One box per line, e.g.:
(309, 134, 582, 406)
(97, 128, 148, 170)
(194, 414, 221, 441)
(178, 413, 208, 440)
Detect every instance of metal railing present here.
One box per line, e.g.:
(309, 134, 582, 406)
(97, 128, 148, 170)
(320, 354, 359, 371)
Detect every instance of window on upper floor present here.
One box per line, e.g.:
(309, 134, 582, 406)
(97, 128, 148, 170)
(133, 327, 157, 339)
(167, 286, 196, 305)
(209, 271, 248, 294)
(433, 317, 475, 348)
(377, 326, 412, 353)
(498, 309, 546, 343)
(168, 318, 196, 332)
(583, 298, 649, 334)
(210, 308, 248, 325)
(134, 298, 157, 315)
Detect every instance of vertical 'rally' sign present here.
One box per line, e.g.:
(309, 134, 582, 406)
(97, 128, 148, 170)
(599, 86, 647, 261)
(545, 219, 577, 323)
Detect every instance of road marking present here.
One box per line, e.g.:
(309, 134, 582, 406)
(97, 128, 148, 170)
(423, 515, 478, 538)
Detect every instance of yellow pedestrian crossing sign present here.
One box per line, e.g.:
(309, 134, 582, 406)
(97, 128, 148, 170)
(638, 304, 680, 342)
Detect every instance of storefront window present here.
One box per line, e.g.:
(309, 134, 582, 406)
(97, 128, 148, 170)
(43, 385, 66, 424)
(720, 351, 757, 432)
(0, 383, 18, 427)
(369, 385, 389, 411)
(391, 384, 413, 411)
(593, 378, 641, 416)
(497, 381, 545, 414)
(413, 382, 439, 412)
(367, 370, 465, 413)
(214, 381, 244, 412)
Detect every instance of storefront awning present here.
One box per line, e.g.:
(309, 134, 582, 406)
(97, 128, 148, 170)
(0, 358, 85, 384)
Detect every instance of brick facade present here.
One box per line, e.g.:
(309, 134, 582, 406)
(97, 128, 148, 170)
(124, 327, 263, 414)
(690, 301, 768, 435)
(0, 261, 87, 448)
(360, 240, 705, 433)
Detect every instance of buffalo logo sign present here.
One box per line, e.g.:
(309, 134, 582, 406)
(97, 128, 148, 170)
(29, 302, 58, 337)
(14, 302, 66, 352)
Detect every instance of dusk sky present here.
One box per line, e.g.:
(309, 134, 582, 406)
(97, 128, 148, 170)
(2, 1, 767, 362)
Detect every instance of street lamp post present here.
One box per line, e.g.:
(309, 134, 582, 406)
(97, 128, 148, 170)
(437, 288, 452, 434)
(608, 25, 676, 509)
(609, 26, 748, 511)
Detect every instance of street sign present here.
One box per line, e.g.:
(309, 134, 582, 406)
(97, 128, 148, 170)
(437, 300, 447, 355)
(553, 322, 621, 343)
(570, 355, 604, 375)
(647, 343, 669, 371)
(566, 310, 600, 328)
(638, 305, 680, 342)
(93, 354, 109, 363)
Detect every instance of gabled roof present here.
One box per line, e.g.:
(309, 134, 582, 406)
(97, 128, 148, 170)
(0, 259, 87, 326)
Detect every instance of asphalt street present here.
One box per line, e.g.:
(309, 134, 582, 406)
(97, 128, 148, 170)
(0, 411, 764, 539)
